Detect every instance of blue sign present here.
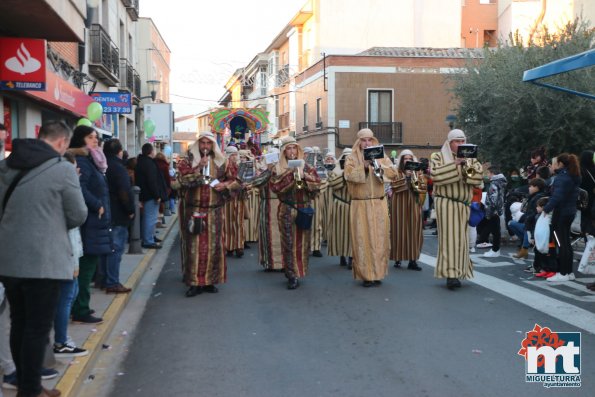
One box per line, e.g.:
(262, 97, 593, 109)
(90, 92, 132, 114)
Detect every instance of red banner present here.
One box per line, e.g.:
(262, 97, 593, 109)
(26, 69, 94, 118)
(0, 37, 47, 91)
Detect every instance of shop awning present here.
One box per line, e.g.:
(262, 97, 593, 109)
(522, 48, 595, 100)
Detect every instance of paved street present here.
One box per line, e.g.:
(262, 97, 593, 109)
(81, 228, 594, 397)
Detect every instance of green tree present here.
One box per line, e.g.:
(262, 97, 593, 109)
(449, 19, 595, 170)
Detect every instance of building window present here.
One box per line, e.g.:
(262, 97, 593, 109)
(316, 98, 322, 123)
(303, 103, 308, 127)
(275, 97, 279, 116)
(368, 90, 392, 123)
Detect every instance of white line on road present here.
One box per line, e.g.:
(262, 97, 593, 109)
(419, 253, 595, 335)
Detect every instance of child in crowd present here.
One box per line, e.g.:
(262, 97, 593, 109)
(510, 178, 547, 260)
(531, 197, 558, 277)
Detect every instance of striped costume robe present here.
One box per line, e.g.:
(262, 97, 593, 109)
(270, 166, 321, 279)
(345, 156, 397, 281)
(224, 184, 246, 252)
(327, 170, 352, 258)
(244, 187, 259, 242)
(390, 170, 427, 262)
(176, 156, 235, 286)
(430, 153, 482, 279)
(310, 179, 328, 252)
(253, 170, 284, 270)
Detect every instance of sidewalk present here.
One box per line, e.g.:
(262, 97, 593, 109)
(1, 214, 178, 397)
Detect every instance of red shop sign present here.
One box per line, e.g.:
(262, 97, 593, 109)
(26, 69, 94, 117)
(0, 37, 47, 91)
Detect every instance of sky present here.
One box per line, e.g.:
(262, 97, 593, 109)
(139, 0, 306, 118)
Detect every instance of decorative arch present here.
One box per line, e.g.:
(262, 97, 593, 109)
(209, 108, 270, 134)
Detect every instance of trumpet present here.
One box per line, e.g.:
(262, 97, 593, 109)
(462, 158, 476, 178)
(411, 171, 422, 193)
(202, 149, 211, 184)
(295, 168, 305, 190)
(372, 158, 384, 180)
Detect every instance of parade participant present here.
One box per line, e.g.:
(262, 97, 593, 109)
(0, 121, 87, 397)
(239, 149, 259, 246)
(327, 148, 353, 268)
(270, 137, 321, 289)
(176, 131, 236, 297)
(389, 149, 427, 271)
(430, 129, 483, 290)
(323, 151, 337, 240)
(223, 146, 245, 258)
(344, 128, 398, 287)
(310, 146, 327, 257)
(253, 149, 284, 271)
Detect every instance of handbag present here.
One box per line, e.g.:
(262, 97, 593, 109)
(468, 202, 485, 227)
(187, 212, 207, 235)
(578, 235, 595, 275)
(295, 206, 315, 230)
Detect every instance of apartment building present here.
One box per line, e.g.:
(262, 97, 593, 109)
(0, 0, 144, 156)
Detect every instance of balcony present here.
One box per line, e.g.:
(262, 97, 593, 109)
(119, 58, 135, 92)
(302, 125, 309, 132)
(276, 64, 289, 87)
(133, 70, 141, 103)
(358, 122, 403, 144)
(125, 0, 139, 21)
(315, 121, 323, 130)
(89, 24, 120, 86)
(278, 112, 290, 130)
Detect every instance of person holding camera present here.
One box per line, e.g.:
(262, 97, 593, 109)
(430, 129, 483, 290)
(389, 150, 427, 271)
(270, 136, 321, 290)
(344, 129, 398, 287)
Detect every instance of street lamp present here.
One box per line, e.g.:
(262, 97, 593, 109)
(142, 79, 161, 102)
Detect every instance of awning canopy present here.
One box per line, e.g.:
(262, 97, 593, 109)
(522, 48, 595, 100)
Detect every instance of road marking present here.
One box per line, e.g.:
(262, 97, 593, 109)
(523, 279, 595, 303)
(419, 253, 595, 334)
(469, 255, 516, 267)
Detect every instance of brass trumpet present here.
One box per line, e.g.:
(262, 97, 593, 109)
(295, 169, 305, 190)
(463, 158, 476, 178)
(202, 149, 212, 184)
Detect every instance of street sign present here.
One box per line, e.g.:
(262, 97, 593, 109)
(90, 92, 132, 114)
(0, 37, 46, 91)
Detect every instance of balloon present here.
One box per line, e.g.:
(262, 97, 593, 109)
(77, 118, 93, 127)
(144, 119, 156, 135)
(145, 129, 153, 138)
(163, 145, 172, 156)
(391, 150, 397, 158)
(86, 102, 103, 122)
(148, 136, 156, 143)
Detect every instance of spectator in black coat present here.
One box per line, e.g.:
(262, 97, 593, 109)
(135, 143, 164, 249)
(543, 153, 581, 282)
(101, 139, 134, 293)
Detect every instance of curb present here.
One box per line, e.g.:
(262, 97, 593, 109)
(54, 215, 178, 397)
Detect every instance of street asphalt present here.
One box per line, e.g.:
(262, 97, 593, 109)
(81, 228, 594, 397)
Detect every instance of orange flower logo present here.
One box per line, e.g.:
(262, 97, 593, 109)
(518, 324, 566, 368)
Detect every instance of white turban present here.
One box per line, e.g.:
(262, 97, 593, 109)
(440, 129, 466, 164)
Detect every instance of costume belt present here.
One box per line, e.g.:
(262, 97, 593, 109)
(351, 196, 384, 201)
(332, 194, 351, 205)
(433, 194, 469, 206)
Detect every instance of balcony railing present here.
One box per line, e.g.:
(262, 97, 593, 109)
(315, 121, 323, 130)
(133, 69, 141, 102)
(278, 112, 290, 130)
(125, 0, 139, 21)
(119, 58, 135, 92)
(358, 122, 403, 144)
(276, 64, 289, 87)
(89, 24, 120, 86)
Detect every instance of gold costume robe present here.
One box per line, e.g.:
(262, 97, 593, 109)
(344, 156, 397, 281)
(430, 153, 482, 279)
(390, 170, 427, 261)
